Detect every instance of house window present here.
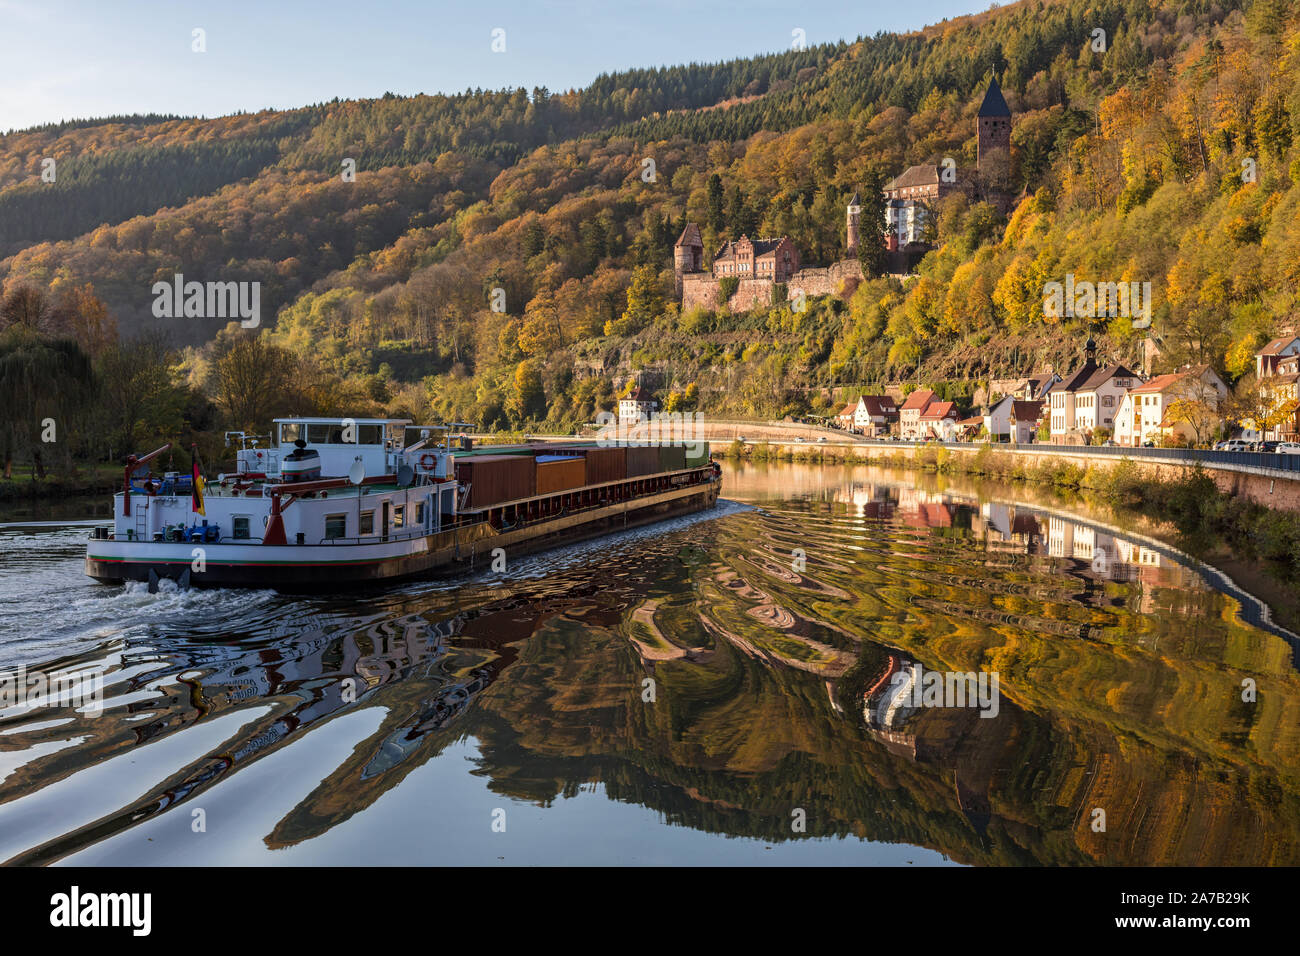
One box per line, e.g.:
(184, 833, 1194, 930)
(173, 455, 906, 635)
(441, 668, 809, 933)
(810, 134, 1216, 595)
(359, 511, 374, 535)
(232, 516, 251, 539)
(1103, 395, 1114, 407)
(325, 514, 347, 540)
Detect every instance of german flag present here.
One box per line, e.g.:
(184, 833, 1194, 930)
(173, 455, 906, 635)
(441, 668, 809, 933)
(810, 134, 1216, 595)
(192, 459, 206, 516)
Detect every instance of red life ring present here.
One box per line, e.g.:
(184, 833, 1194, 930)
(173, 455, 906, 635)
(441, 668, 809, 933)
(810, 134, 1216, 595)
(419, 453, 437, 470)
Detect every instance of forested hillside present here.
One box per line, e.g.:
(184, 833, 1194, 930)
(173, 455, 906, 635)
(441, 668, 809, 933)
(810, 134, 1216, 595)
(5, 0, 1300, 468)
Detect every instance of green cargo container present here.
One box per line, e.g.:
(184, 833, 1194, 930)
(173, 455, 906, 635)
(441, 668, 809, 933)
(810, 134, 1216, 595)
(684, 441, 710, 467)
(657, 444, 686, 472)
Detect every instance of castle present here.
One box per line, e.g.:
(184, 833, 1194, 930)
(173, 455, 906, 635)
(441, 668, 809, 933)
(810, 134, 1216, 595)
(675, 78, 1014, 312)
(885, 78, 1014, 263)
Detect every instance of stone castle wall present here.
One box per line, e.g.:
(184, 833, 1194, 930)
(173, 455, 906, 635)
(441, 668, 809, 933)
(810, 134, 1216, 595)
(787, 259, 864, 301)
(680, 258, 865, 313)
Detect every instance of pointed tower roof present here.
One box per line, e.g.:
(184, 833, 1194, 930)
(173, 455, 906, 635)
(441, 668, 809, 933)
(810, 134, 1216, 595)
(847, 191, 860, 207)
(978, 77, 1011, 118)
(675, 222, 703, 248)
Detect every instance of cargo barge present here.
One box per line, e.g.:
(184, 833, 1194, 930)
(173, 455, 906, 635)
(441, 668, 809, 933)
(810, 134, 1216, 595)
(84, 417, 720, 591)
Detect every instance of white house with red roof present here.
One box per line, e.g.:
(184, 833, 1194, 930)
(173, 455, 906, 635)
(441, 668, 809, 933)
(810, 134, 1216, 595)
(618, 386, 658, 425)
(1114, 366, 1226, 446)
(836, 396, 899, 435)
(918, 400, 960, 440)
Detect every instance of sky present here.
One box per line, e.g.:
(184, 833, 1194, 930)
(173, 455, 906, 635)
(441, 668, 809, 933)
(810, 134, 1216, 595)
(0, 0, 989, 133)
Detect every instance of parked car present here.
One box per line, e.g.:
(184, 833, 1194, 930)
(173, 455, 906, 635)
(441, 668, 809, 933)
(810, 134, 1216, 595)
(1102, 439, 1117, 446)
(1258, 441, 1281, 453)
(817, 436, 827, 442)
(1276, 442, 1300, 455)
(1221, 440, 1249, 451)
(793, 437, 804, 442)
(1141, 440, 1155, 447)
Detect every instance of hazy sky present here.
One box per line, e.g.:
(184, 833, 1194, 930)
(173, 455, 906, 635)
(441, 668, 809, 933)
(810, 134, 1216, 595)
(0, 0, 987, 133)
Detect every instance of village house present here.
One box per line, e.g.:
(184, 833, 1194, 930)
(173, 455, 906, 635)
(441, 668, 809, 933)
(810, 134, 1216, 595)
(836, 396, 898, 435)
(1259, 353, 1300, 441)
(984, 395, 1044, 443)
(835, 401, 858, 429)
(618, 386, 658, 426)
(857, 395, 898, 435)
(1073, 363, 1141, 436)
(998, 373, 1060, 402)
(918, 400, 960, 440)
(900, 388, 937, 440)
(1255, 335, 1300, 379)
(1251, 336, 1300, 441)
(1047, 337, 1142, 443)
(1113, 365, 1228, 447)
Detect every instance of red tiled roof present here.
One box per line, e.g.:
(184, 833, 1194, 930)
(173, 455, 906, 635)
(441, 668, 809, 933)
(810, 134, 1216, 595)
(919, 401, 956, 420)
(1257, 336, 1300, 356)
(1011, 400, 1043, 419)
(1129, 373, 1184, 394)
(901, 388, 935, 412)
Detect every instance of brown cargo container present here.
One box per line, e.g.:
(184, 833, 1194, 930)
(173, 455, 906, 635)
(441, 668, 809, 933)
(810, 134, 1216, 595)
(535, 456, 586, 495)
(625, 446, 662, 477)
(657, 444, 686, 472)
(547, 445, 626, 485)
(453, 454, 536, 509)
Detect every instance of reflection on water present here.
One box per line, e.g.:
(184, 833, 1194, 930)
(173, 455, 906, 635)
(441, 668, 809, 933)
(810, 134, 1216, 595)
(1, 463, 1299, 866)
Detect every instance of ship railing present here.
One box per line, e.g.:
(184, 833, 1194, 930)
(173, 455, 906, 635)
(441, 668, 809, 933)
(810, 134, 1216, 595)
(313, 527, 441, 546)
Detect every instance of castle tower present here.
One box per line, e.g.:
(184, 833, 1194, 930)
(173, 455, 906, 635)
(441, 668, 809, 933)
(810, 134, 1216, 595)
(845, 192, 861, 257)
(976, 77, 1012, 193)
(673, 222, 704, 295)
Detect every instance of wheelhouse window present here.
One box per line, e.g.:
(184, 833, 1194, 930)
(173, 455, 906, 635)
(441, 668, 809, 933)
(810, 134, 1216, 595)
(280, 423, 302, 444)
(308, 424, 333, 444)
(393, 505, 405, 529)
(359, 511, 374, 535)
(357, 424, 383, 445)
(325, 514, 347, 540)
(416, 502, 426, 525)
(232, 516, 251, 539)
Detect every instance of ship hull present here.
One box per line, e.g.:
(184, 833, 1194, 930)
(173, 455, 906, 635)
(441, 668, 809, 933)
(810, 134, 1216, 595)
(85, 478, 720, 592)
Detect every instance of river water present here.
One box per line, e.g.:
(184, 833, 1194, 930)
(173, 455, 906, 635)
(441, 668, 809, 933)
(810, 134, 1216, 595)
(1, 462, 1297, 866)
